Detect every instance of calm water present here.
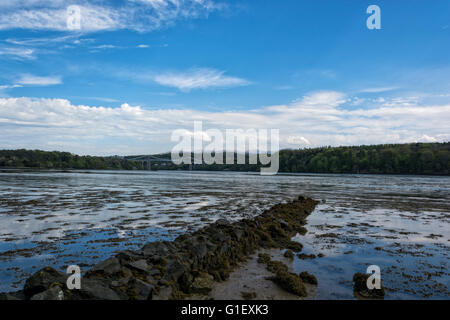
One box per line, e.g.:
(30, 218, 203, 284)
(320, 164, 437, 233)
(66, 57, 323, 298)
(0, 170, 448, 299)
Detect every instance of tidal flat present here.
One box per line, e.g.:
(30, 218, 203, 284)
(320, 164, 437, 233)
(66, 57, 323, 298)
(0, 170, 448, 299)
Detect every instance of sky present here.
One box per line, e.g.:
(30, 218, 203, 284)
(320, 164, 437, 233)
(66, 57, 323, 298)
(0, 0, 449, 155)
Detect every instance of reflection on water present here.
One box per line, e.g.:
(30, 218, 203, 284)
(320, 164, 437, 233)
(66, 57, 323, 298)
(0, 170, 448, 298)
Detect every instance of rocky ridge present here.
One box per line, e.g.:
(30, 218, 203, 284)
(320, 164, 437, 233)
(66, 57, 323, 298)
(0, 196, 318, 300)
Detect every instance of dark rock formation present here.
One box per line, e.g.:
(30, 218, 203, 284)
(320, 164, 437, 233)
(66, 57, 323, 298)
(353, 272, 385, 299)
(2, 196, 318, 300)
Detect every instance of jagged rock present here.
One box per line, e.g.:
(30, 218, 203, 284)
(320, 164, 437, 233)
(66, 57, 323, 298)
(77, 278, 121, 300)
(110, 267, 133, 288)
(30, 285, 64, 300)
(90, 257, 121, 276)
(191, 273, 214, 294)
(191, 242, 208, 259)
(128, 278, 153, 300)
(116, 250, 143, 262)
(126, 259, 150, 273)
(142, 241, 173, 257)
(152, 286, 173, 300)
(24, 267, 67, 298)
(3, 196, 319, 300)
(165, 260, 188, 281)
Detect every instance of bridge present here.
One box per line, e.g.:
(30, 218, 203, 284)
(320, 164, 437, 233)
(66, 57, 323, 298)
(125, 154, 195, 171)
(125, 155, 172, 170)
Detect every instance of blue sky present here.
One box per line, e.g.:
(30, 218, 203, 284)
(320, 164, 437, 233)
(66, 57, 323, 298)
(0, 0, 449, 155)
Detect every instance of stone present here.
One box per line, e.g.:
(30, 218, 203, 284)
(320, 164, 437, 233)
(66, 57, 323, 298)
(90, 257, 121, 276)
(78, 278, 121, 300)
(165, 260, 188, 281)
(126, 259, 150, 273)
(191, 273, 214, 295)
(299, 271, 318, 285)
(152, 286, 173, 300)
(30, 285, 64, 300)
(129, 278, 153, 300)
(23, 267, 67, 298)
(191, 243, 208, 259)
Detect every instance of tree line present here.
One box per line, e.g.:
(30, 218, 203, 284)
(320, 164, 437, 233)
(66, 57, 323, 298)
(1, 142, 449, 175)
(0, 149, 143, 170)
(151, 142, 450, 175)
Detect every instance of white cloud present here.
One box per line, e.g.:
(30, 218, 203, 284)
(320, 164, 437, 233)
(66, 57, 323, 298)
(0, 0, 223, 33)
(0, 47, 35, 59)
(360, 87, 399, 93)
(137, 44, 150, 48)
(0, 84, 22, 90)
(0, 91, 449, 155)
(17, 74, 62, 86)
(153, 68, 251, 91)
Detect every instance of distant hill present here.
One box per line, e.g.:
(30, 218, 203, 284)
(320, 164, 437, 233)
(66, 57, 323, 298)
(0, 142, 449, 175)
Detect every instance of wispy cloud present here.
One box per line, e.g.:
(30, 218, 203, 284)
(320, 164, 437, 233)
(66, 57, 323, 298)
(17, 74, 62, 86)
(0, 47, 35, 60)
(153, 68, 251, 91)
(360, 87, 399, 93)
(0, 0, 224, 33)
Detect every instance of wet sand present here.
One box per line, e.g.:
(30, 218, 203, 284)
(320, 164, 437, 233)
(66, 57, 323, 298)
(206, 249, 317, 300)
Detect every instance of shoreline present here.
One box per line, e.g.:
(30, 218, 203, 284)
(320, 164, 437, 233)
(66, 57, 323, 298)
(0, 196, 319, 300)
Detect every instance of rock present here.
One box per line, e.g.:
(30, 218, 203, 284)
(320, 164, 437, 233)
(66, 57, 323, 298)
(353, 272, 385, 299)
(165, 260, 188, 281)
(299, 271, 318, 285)
(128, 278, 153, 300)
(30, 285, 64, 300)
(116, 250, 143, 262)
(149, 269, 161, 277)
(90, 257, 121, 276)
(3, 196, 320, 300)
(241, 291, 257, 300)
(158, 279, 168, 286)
(191, 273, 214, 295)
(191, 242, 208, 259)
(110, 267, 133, 288)
(269, 271, 307, 297)
(0, 293, 22, 300)
(152, 286, 173, 300)
(179, 273, 194, 293)
(126, 259, 150, 273)
(232, 228, 245, 240)
(215, 219, 230, 226)
(283, 250, 294, 259)
(142, 242, 172, 257)
(24, 267, 67, 298)
(78, 278, 121, 300)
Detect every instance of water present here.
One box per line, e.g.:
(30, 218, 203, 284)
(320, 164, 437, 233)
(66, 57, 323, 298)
(0, 170, 448, 299)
